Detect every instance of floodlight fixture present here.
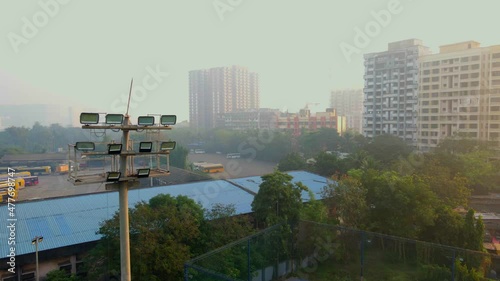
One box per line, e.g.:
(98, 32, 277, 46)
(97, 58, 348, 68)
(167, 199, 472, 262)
(80, 113, 99, 125)
(106, 114, 124, 125)
(106, 171, 121, 182)
(31, 236, 43, 244)
(139, 142, 153, 152)
(160, 141, 176, 151)
(108, 143, 122, 154)
(136, 168, 150, 178)
(160, 115, 177, 126)
(75, 142, 95, 151)
(137, 116, 155, 126)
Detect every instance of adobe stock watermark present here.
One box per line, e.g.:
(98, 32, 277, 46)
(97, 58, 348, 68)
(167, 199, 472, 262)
(339, 0, 405, 63)
(110, 65, 170, 113)
(7, 0, 71, 54)
(213, 0, 243, 21)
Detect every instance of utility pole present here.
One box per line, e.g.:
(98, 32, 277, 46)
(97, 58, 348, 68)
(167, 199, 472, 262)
(119, 114, 131, 280)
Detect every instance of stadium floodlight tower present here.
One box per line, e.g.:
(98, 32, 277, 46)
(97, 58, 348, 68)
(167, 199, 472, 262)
(68, 79, 176, 281)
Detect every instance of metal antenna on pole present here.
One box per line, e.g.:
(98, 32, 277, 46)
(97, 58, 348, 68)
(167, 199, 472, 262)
(126, 78, 133, 117)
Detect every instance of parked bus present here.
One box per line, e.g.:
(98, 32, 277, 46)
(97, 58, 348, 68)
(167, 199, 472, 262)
(0, 178, 24, 202)
(0, 173, 38, 187)
(0, 166, 52, 176)
(23, 176, 39, 186)
(0, 171, 31, 178)
(199, 163, 224, 173)
(192, 162, 207, 171)
(226, 153, 241, 159)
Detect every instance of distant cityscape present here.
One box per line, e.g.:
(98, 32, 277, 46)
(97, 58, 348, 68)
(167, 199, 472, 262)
(2, 39, 500, 152)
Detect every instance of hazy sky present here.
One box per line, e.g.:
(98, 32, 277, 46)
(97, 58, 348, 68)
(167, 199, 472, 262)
(1, 0, 499, 123)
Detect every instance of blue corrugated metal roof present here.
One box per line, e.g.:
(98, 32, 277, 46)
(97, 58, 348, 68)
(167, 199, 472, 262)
(0, 171, 330, 259)
(0, 179, 254, 258)
(228, 171, 333, 201)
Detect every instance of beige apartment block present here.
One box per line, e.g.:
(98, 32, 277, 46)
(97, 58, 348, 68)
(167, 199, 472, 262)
(330, 89, 363, 134)
(417, 41, 500, 151)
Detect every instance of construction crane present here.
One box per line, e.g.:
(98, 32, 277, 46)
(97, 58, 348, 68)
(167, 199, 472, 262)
(304, 102, 320, 110)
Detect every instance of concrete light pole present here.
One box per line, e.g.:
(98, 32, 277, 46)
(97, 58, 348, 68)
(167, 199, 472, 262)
(31, 236, 43, 281)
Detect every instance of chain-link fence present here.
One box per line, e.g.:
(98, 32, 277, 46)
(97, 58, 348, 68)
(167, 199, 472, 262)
(185, 220, 500, 281)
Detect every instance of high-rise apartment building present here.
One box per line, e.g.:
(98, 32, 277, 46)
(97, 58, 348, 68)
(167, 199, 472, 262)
(417, 41, 500, 151)
(363, 39, 431, 146)
(189, 65, 259, 128)
(330, 89, 363, 133)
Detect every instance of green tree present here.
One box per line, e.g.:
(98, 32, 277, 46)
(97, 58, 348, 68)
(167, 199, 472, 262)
(362, 171, 438, 238)
(300, 190, 329, 223)
(363, 134, 412, 167)
(463, 209, 484, 252)
(298, 128, 341, 157)
(85, 194, 204, 281)
(277, 152, 306, 171)
(314, 151, 346, 176)
(322, 175, 368, 228)
(45, 269, 80, 281)
(169, 144, 189, 168)
(415, 155, 471, 208)
(419, 205, 465, 247)
(202, 203, 254, 250)
(251, 170, 307, 227)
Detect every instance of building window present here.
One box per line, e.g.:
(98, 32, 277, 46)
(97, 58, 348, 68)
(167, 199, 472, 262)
(21, 272, 35, 281)
(60, 264, 72, 275)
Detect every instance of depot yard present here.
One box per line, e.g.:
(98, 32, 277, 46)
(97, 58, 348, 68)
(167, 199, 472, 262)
(15, 154, 276, 201)
(187, 153, 277, 179)
(17, 173, 105, 201)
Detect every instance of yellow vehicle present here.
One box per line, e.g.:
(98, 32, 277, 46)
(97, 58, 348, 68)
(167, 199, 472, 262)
(14, 166, 51, 176)
(56, 164, 69, 174)
(200, 163, 224, 173)
(0, 178, 24, 203)
(0, 171, 31, 178)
